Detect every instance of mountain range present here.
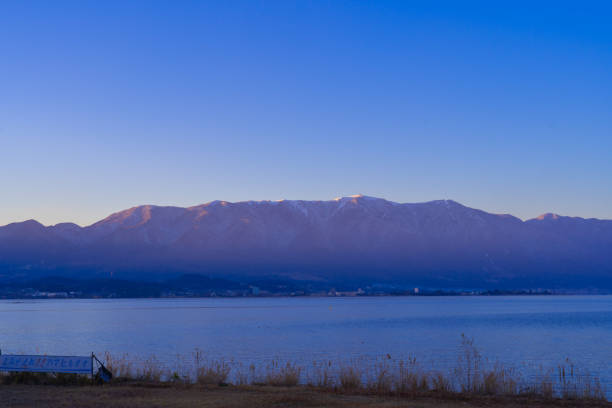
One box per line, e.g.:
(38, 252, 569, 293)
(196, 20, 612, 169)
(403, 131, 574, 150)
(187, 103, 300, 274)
(1, 195, 611, 291)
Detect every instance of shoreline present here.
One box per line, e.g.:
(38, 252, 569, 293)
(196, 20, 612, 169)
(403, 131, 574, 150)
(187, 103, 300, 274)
(4, 292, 611, 301)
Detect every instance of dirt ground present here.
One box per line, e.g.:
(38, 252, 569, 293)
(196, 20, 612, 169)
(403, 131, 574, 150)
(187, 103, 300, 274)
(1, 384, 610, 408)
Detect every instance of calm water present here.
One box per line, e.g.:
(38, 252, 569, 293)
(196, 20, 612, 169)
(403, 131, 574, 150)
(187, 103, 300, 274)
(0, 296, 610, 392)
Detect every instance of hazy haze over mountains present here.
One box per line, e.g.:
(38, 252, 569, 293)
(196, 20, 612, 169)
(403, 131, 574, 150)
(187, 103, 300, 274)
(1, 195, 611, 290)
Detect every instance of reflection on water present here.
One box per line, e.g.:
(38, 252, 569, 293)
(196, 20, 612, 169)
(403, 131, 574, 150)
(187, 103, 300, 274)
(0, 296, 610, 392)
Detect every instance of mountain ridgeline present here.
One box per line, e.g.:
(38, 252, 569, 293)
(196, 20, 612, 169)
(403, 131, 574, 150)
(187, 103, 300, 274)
(1, 195, 611, 292)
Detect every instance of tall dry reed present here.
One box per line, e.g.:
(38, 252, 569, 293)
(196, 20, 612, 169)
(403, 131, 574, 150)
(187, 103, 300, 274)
(95, 336, 607, 401)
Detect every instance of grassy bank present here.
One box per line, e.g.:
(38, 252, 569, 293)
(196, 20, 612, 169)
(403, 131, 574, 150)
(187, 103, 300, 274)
(93, 335, 606, 401)
(1, 336, 608, 406)
(1, 383, 611, 408)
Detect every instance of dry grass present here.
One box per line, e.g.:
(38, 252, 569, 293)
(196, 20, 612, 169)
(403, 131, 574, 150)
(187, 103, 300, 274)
(395, 358, 429, 394)
(265, 362, 302, 386)
(193, 348, 231, 385)
(480, 364, 519, 395)
(195, 361, 231, 385)
(3, 336, 606, 404)
(431, 371, 453, 393)
(93, 340, 608, 402)
(557, 358, 606, 400)
(308, 361, 334, 388)
(136, 356, 165, 382)
(102, 352, 133, 379)
(339, 366, 362, 390)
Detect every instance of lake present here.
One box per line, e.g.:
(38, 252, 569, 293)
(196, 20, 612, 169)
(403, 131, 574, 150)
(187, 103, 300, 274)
(0, 296, 610, 394)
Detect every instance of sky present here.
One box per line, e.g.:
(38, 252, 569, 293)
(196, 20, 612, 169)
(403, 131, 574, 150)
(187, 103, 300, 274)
(1, 1, 611, 226)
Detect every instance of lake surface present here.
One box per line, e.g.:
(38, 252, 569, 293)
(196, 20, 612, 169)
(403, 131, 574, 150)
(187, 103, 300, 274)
(0, 296, 610, 393)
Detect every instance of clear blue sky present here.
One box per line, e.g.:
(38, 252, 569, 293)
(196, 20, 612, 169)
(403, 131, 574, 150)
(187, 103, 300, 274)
(1, 1, 611, 226)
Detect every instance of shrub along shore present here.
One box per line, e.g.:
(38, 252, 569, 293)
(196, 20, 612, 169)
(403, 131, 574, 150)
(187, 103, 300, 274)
(1, 336, 608, 406)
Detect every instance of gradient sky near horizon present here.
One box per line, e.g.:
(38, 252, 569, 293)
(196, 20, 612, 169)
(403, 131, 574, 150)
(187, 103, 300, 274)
(1, 1, 611, 226)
